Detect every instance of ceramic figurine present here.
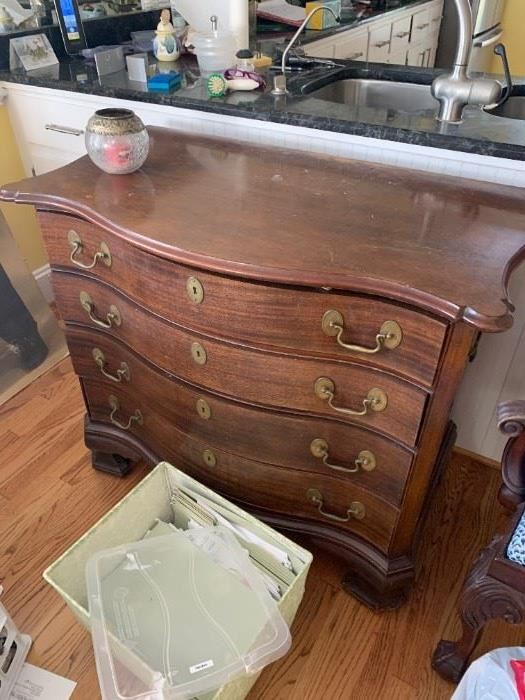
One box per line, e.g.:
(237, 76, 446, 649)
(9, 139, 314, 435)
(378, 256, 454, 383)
(153, 9, 180, 62)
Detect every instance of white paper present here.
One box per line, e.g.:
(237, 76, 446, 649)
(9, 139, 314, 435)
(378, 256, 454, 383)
(9, 34, 58, 71)
(0, 0, 33, 26)
(10, 663, 76, 700)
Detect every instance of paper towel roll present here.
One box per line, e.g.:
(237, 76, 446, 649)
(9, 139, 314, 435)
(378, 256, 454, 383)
(227, 0, 249, 50)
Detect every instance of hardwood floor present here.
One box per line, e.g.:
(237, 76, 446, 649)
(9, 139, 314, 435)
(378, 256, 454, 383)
(0, 358, 522, 699)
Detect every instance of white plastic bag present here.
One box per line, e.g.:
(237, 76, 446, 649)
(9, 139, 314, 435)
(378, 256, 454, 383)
(452, 647, 525, 700)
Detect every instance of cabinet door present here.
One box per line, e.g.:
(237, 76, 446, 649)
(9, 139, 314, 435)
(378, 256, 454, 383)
(304, 39, 336, 58)
(406, 46, 427, 67)
(430, 1, 443, 33)
(28, 143, 82, 176)
(333, 31, 368, 61)
(390, 15, 411, 57)
(410, 7, 431, 46)
(368, 22, 392, 63)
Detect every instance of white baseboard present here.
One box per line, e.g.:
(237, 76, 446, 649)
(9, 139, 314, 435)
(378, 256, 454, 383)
(33, 263, 53, 303)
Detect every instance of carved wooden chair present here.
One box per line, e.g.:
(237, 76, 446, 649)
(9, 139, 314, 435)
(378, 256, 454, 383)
(432, 400, 525, 683)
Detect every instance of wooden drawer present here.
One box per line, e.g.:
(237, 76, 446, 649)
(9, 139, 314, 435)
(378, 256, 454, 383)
(42, 213, 447, 388)
(69, 327, 413, 506)
(84, 380, 400, 553)
(54, 272, 428, 446)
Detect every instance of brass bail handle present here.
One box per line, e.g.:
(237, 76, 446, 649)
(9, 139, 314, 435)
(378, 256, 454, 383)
(80, 291, 122, 329)
(68, 230, 112, 270)
(307, 489, 365, 522)
(108, 395, 143, 430)
(92, 348, 130, 383)
(322, 310, 402, 355)
(310, 439, 376, 474)
(314, 377, 388, 417)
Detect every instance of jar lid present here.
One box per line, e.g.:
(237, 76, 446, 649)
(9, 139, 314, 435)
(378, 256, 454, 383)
(86, 527, 291, 700)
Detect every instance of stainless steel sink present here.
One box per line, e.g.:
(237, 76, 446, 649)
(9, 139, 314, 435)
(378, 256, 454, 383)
(304, 79, 438, 114)
(485, 96, 525, 120)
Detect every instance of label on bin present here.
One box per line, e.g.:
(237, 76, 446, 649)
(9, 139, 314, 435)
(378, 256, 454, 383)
(189, 660, 214, 674)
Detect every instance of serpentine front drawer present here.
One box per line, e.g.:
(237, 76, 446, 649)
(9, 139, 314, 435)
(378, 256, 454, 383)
(53, 271, 428, 447)
(67, 325, 414, 508)
(41, 212, 447, 388)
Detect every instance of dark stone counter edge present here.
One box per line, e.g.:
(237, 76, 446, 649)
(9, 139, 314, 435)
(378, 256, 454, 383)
(3, 70, 525, 163)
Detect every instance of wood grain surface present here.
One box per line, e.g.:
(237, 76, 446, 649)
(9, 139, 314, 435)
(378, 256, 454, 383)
(41, 212, 447, 388)
(1, 359, 523, 699)
(67, 325, 414, 507)
(54, 272, 428, 447)
(3, 130, 525, 330)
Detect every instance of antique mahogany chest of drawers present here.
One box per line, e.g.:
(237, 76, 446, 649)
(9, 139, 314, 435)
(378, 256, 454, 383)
(4, 129, 525, 609)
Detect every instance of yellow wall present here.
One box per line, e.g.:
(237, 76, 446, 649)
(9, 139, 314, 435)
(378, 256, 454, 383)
(0, 107, 47, 271)
(490, 0, 525, 74)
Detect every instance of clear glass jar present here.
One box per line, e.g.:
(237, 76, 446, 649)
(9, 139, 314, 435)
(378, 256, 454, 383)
(85, 109, 149, 175)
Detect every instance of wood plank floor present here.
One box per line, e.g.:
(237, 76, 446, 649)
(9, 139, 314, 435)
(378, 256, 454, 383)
(0, 358, 523, 699)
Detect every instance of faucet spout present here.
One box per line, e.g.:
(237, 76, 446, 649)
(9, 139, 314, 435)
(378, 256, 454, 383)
(453, 0, 472, 68)
(431, 0, 502, 122)
(272, 5, 339, 95)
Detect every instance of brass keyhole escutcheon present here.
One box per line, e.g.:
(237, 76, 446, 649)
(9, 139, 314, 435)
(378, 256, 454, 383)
(367, 388, 388, 412)
(186, 276, 204, 304)
(196, 398, 212, 420)
(191, 342, 207, 365)
(202, 449, 217, 467)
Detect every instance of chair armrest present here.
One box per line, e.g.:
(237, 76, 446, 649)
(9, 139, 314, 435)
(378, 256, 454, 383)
(498, 400, 525, 437)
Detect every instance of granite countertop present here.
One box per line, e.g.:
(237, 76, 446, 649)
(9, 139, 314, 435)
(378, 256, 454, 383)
(1, 0, 525, 161)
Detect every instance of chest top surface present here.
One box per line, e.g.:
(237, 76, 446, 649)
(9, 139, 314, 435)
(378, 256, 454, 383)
(2, 127, 525, 332)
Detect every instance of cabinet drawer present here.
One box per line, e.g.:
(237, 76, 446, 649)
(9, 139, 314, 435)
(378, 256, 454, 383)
(84, 381, 400, 553)
(42, 213, 447, 387)
(368, 23, 392, 63)
(54, 273, 428, 446)
(71, 328, 413, 506)
(391, 16, 412, 53)
(333, 32, 368, 61)
(430, 2, 443, 29)
(304, 39, 336, 59)
(410, 7, 431, 45)
(9, 93, 90, 153)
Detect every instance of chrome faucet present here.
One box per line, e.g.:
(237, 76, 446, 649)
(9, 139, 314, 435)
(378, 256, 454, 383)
(271, 5, 340, 95)
(431, 0, 502, 122)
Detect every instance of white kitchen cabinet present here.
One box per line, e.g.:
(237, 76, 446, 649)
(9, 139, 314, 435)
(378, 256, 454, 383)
(368, 21, 392, 63)
(303, 37, 336, 58)
(304, 0, 443, 67)
(333, 31, 368, 61)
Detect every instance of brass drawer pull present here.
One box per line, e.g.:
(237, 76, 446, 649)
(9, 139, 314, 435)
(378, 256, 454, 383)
(80, 291, 121, 329)
(307, 488, 365, 522)
(314, 377, 388, 417)
(310, 439, 376, 473)
(322, 310, 402, 354)
(108, 395, 142, 430)
(68, 230, 111, 270)
(92, 348, 130, 383)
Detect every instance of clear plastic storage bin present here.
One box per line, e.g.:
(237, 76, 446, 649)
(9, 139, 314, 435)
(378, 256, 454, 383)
(44, 462, 312, 700)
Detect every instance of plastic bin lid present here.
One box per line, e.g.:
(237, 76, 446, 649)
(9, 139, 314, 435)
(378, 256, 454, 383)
(86, 526, 291, 700)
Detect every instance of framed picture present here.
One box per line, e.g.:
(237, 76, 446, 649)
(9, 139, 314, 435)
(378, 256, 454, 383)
(9, 34, 58, 71)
